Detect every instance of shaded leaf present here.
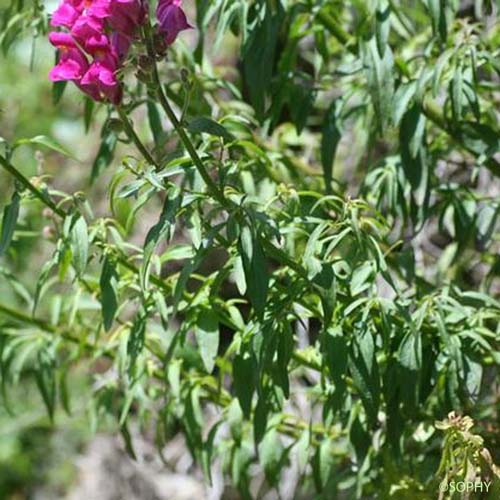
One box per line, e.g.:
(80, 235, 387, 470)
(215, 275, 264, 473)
(0, 191, 20, 257)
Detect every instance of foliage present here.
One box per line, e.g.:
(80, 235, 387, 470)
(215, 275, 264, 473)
(0, 0, 499, 498)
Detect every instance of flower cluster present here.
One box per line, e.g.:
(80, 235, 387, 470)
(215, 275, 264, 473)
(49, 0, 146, 104)
(49, 0, 191, 104)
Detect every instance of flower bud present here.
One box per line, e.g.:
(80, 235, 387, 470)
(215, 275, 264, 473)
(42, 225, 55, 239)
(42, 208, 54, 219)
(138, 55, 153, 73)
(180, 67, 190, 85)
(107, 118, 123, 133)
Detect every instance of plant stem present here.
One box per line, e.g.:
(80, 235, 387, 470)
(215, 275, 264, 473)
(316, 9, 352, 49)
(144, 29, 229, 208)
(0, 301, 114, 359)
(116, 106, 159, 170)
(0, 155, 66, 217)
(0, 302, 56, 332)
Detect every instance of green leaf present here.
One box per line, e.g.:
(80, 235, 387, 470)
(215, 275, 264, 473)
(350, 262, 374, 296)
(459, 122, 500, 159)
(201, 421, 221, 483)
(120, 422, 137, 460)
(0, 192, 20, 257)
(362, 37, 395, 132)
(393, 81, 417, 126)
(242, 3, 283, 120)
(100, 256, 119, 331)
(141, 189, 180, 290)
(238, 225, 269, 318)
(195, 309, 219, 373)
(127, 310, 147, 372)
(259, 428, 284, 485)
(14, 135, 75, 159)
(464, 356, 482, 401)
(59, 366, 71, 415)
(325, 326, 348, 388)
(52, 80, 67, 105)
(184, 386, 204, 455)
(349, 330, 380, 427)
(312, 437, 333, 492)
(321, 100, 342, 192)
(476, 204, 498, 249)
(35, 350, 56, 421)
(274, 324, 293, 398)
(288, 82, 316, 134)
(450, 61, 463, 122)
(375, 1, 391, 57)
(398, 331, 422, 371)
(187, 117, 235, 142)
(147, 100, 163, 145)
(70, 216, 88, 277)
(427, 0, 447, 42)
(400, 104, 429, 209)
(84, 97, 94, 133)
(295, 428, 311, 472)
(233, 349, 255, 418)
(91, 127, 117, 182)
(253, 386, 271, 445)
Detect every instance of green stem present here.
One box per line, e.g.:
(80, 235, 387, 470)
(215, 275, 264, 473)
(0, 155, 66, 217)
(144, 29, 229, 208)
(0, 302, 56, 332)
(116, 107, 159, 170)
(0, 301, 114, 359)
(316, 9, 353, 49)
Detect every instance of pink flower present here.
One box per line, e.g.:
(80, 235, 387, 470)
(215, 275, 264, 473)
(49, 48, 89, 82)
(108, 0, 145, 35)
(48, 31, 78, 50)
(51, 1, 81, 27)
(156, 0, 192, 45)
(111, 32, 132, 61)
(80, 60, 122, 104)
(71, 15, 110, 55)
(87, 0, 144, 36)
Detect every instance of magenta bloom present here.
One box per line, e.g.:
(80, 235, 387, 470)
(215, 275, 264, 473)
(49, 0, 189, 104)
(51, 1, 81, 27)
(156, 0, 192, 45)
(49, 48, 89, 82)
(110, 32, 132, 61)
(71, 15, 110, 54)
(80, 60, 122, 104)
(108, 0, 146, 35)
(49, 0, 144, 104)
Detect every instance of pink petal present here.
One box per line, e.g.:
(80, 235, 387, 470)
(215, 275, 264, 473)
(51, 2, 81, 27)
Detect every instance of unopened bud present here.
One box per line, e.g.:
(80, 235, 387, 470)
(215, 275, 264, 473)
(73, 192, 86, 203)
(153, 33, 167, 57)
(107, 118, 123, 133)
(30, 176, 43, 189)
(135, 69, 153, 84)
(180, 68, 190, 85)
(42, 208, 53, 218)
(138, 55, 153, 72)
(42, 226, 55, 239)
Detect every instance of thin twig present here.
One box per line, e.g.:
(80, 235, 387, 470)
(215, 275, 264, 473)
(116, 106, 159, 170)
